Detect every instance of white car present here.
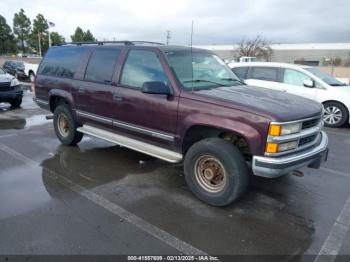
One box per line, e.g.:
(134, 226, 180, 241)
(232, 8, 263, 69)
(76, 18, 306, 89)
(24, 62, 39, 82)
(229, 62, 350, 127)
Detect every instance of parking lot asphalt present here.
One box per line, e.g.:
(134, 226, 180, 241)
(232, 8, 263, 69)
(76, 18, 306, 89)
(0, 92, 349, 261)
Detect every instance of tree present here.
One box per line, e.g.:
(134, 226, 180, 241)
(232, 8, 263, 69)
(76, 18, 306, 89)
(83, 29, 96, 41)
(0, 15, 16, 54)
(29, 13, 49, 53)
(71, 27, 96, 42)
(13, 8, 31, 53)
(50, 32, 65, 46)
(71, 27, 85, 42)
(237, 36, 273, 61)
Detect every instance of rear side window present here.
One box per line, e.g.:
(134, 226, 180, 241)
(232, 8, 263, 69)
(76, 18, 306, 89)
(232, 67, 248, 80)
(38, 47, 85, 79)
(250, 67, 278, 81)
(120, 50, 167, 89)
(84, 49, 120, 84)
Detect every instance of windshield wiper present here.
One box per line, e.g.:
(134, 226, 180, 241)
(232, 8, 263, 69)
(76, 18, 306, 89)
(220, 77, 245, 85)
(183, 79, 230, 87)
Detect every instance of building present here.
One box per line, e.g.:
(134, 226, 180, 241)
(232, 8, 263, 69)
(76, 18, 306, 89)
(195, 43, 350, 66)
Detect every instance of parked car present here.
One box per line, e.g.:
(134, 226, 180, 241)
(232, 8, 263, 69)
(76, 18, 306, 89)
(2, 60, 26, 79)
(33, 42, 328, 206)
(230, 62, 350, 127)
(24, 62, 39, 82)
(0, 67, 23, 107)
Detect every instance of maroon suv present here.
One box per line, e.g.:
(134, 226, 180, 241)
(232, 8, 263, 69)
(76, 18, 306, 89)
(34, 41, 328, 206)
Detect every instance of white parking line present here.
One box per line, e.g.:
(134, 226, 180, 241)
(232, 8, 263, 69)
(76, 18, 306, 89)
(0, 142, 208, 256)
(314, 195, 350, 262)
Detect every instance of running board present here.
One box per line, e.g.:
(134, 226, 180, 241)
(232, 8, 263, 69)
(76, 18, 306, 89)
(77, 125, 183, 163)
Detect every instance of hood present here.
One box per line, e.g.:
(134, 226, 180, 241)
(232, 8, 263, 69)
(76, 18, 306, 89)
(196, 85, 323, 122)
(0, 73, 14, 83)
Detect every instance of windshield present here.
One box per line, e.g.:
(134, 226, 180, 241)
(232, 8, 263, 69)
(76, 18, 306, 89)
(165, 50, 243, 90)
(305, 67, 347, 86)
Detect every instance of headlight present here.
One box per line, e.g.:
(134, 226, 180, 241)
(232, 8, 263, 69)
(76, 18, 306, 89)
(10, 78, 20, 87)
(265, 141, 298, 153)
(268, 123, 302, 136)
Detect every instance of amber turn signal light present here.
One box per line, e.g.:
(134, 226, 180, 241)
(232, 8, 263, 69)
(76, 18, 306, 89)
(265, 143, 279, 153)
(268, 124, 281, 136)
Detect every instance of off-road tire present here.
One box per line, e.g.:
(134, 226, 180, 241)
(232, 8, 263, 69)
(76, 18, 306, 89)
(184, 138, 249, 206)
(53, 104, 83, 145)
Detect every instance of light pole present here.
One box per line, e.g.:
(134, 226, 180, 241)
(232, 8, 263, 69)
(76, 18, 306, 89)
(37, 32, 42, 57)
(48, 21, 55, 47)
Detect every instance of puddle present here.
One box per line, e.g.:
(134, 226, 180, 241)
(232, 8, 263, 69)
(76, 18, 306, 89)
(0, 115, 50, 130)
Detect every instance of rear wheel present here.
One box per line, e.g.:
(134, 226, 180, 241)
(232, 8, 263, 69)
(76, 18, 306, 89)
(323, 102, 348, 127)
(53, 104, 83, 145)
(184, 138, 249, 206)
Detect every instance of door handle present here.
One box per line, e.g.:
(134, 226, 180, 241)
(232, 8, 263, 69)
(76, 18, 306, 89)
(113, 94, 123, 102)
(78, 87, 85, 93)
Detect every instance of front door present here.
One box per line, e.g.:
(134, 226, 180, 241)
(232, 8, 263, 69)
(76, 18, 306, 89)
(279, 68, 317, 100)
(113, 49, 179, 146)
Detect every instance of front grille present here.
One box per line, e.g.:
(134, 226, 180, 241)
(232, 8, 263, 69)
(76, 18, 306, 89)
(302, 117, 321, 130)
(0, 82, 13, 92)
(299, 134, 317, 147)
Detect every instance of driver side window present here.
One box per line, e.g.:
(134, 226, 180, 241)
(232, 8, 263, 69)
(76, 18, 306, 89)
(283, 69, 312, 87)
(120, 50, 168, 89)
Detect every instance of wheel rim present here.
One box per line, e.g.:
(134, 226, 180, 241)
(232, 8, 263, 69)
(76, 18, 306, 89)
(194, 155, 227, 193)
(57, 114, 70, 137)
(324, 106, 343, 125)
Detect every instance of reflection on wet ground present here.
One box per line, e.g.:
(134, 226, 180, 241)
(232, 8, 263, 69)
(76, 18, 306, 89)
(38, 143, 315, 257)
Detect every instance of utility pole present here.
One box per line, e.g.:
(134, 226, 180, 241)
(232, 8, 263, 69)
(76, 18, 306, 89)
(166, 30, 171, 45)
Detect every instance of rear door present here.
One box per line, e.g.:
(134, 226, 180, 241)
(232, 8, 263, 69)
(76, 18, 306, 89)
(245, 66, 283, 91)
(75, 47, 121, 127)
(231, 66, 249, 81)
(113, 48, 179, 145)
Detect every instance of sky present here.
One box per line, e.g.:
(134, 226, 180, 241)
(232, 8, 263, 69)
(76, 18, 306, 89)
(1, 0, 349, 45)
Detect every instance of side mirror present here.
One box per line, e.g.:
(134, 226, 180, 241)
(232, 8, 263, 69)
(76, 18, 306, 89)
(303, 79, 315, 88)
(141, 81, 171, 95)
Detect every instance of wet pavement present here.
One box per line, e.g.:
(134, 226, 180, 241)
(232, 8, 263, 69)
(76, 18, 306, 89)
(0, 92, 349, 261)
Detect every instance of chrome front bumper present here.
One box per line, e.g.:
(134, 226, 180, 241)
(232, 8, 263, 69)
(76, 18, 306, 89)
(252, 131, 329, 178)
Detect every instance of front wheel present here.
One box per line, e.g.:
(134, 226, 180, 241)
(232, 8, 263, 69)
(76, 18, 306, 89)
(184, 138, 249, 206)
(53, 104, 83, 145)
(323, 102, 348, 128)
(10, 98, 22, 108)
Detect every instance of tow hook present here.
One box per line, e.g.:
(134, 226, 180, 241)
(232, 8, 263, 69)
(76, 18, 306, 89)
(45, 114, 54, 120)
(290, 170, 304, 177)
